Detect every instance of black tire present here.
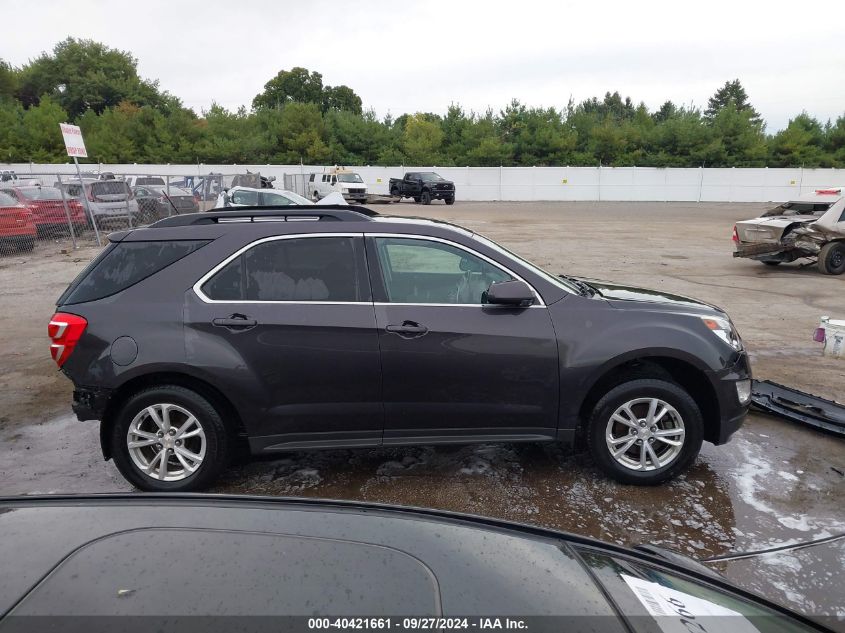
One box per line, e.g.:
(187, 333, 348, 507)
(818, 242, 845, 275)
(413, 196, 421, 203)
(390, 187, 401, 198)
(762, 260, 781, 267)
(15, 236, 35, 252)
(586, 378, 703, 485)
(110, 385, 230, 492)
(421, 190, 431, 205)
(445, 196, 455, 205)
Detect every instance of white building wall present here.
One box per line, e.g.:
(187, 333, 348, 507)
(5, 163, 845, 202)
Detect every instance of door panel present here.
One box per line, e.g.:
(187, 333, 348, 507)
(375, 304, 559, 441)
(367, 235, 559, 442)
(184, 234, 383, 451)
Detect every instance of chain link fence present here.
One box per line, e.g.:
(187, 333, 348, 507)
(0, 170, 264, 259)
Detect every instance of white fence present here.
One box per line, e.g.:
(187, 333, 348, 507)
(6, 164, 845, 202)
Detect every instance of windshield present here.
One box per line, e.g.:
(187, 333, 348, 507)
(472, 232, 580, 294)
(135, 177, 166, 185)
(762, 201, 833, 217)
(419, 172, 444, 182)
(336, 173, 363, 183)
(18, 186, 64, 200)
(575, 549, 813, 633)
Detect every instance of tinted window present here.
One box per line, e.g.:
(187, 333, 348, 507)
(91, 181, 131, 196)
(231, 189, 259, 205)
(375, 237, 511, 304)
(18, 187, 64, 200)
(0, 192, 19, 206)
(61, 240, 209, 305)
(202, 237, 363, 302)
(135, 177, 165, 185)
(261, 191, 294, 206)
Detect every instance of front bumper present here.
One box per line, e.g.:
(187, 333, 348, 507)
(431, 189, 455, 199)
(709, 351, 752, 444)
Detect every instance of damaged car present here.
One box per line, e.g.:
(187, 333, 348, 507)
(732, 188, 845, 274)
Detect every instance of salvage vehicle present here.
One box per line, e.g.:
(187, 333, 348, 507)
(0, 495, 828, 632)
(133, 185, 199, 221)
(308, 168, 368, 203)
(0, 191, 36, 252)
(732, 188, 845, 274)
(215, 186, 313, 208)
(51, 206, 750, 491)
(390, 171, 456, 205)
(0, 185, 88, 236)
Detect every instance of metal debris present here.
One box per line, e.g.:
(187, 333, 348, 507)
(751, 380, 845, 437)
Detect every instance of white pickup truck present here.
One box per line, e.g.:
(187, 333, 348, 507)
(733, 188, 845, 275)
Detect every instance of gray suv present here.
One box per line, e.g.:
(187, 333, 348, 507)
(50, 206, 751, 491)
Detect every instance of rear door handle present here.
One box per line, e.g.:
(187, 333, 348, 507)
(213, 314, 258, 330)
(385, 321, 428, 338)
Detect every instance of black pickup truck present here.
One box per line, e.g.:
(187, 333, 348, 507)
(389, 171, 455, 205)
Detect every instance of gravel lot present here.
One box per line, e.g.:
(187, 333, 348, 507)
(1, 201, 843, 624)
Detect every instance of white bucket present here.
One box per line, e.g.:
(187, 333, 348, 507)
(818, 316, 845, 359)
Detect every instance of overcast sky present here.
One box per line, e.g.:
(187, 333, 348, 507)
(5, 0, 843, 131)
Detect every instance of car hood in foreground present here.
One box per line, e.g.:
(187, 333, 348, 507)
(574, 277, 723, 314)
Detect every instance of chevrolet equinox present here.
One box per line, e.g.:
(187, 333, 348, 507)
(50, 206, 751, 491)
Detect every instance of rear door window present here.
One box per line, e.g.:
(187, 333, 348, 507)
(201, 236, 365, 302)
(59, 240, 209, 305)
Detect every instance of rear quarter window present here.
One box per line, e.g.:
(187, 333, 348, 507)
(59, 240, 209, 305)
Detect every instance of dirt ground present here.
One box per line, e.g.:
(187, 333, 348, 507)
(1, 201, 843, 624)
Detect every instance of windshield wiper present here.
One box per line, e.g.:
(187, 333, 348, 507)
(559, 275, 595, 297)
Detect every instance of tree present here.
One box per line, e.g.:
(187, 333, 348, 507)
(322, 85, 362, 114)
(16, 38, 174, 118)
(0, 59, 18, 102)
(769, 113, 827, 167)
(403, 113, 444, 165)
(252, 67, 324, 110)
(705, 80, 762, 125)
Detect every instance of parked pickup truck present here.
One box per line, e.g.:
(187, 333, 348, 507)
(389, 172, 455, 205)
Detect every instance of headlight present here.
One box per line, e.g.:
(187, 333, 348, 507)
(701, 315, 743, 350)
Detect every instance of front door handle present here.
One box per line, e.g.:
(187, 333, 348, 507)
(213, 314, 258, 331)
(385, 321, 428, 338)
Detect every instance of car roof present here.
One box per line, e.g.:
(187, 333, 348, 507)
(0, 493, 779, 622)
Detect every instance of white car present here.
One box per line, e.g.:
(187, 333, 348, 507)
(733, 188, 845, 274)
(215, 186, 314, 209)
(307, 170, 368, 203)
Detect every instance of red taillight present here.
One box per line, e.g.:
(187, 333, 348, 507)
(815, 189, 841, 195)
(813, 327, 826, 343)
(731, 225, 739, 243)
(48, 313, 87, 367)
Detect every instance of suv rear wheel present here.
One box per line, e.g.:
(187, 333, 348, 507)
(586, 379, 703, 485)
(818, 242, 845, 275)
(110, 385, 229, 492)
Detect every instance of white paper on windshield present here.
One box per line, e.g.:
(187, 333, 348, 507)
(621, 574, 760, 633)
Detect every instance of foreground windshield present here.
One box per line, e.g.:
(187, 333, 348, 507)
(419, 172, 444, 182)
(336, 173, 363, 183)
(576, 549, 813, 633)
(472, 232, 579, 294)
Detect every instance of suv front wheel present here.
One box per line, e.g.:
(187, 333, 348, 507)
(586, 379, 703, 485)
(110, 385, 229, 492)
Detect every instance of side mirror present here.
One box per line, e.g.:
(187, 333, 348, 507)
(485, 280, 535, 307)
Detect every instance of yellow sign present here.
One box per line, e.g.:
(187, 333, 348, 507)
(562, 178, 568, 184)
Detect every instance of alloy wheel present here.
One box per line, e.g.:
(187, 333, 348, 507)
(127, 403, 206, 481)
(605, 397, 685, 471)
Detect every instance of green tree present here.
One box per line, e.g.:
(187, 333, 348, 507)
(403, 113, 444, 164)
(705, 79, 762, 125)
(0, 59, 18, 102)
(16, 38, 174, 118)
(322, 85, 362, 114)
(252, 67, 324, 110)
(769, 113, 827, 167)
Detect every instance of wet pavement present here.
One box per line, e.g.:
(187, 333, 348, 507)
(2, 409, 843, 625)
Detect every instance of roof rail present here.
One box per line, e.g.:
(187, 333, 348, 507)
(150, 204, 378, 228)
